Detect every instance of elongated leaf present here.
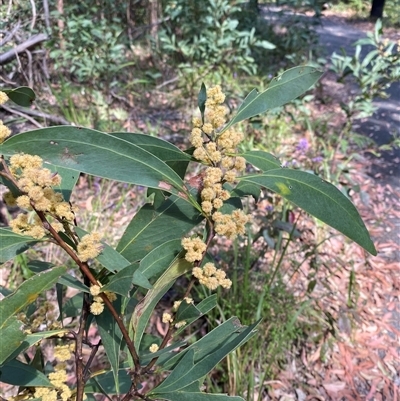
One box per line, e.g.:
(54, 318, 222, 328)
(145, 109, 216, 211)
(0, 318, 26, 365)
(138, 239, 183, 281)
(111, 133, 192, 163)
(58, 274, 90, 292)
(152, 319, 261, 394)
(131, 258, 192, 352)
(162, 317, 246, 370)
(241, 150, 281, 171)
(0, 127, 187, 194)
(222, 66, 322, 132)
(0, 266, 66, 363)
(0, 227, 40, 263)
(85, 369, 131, 394)
(101, 263, 151, 297)
(0, 266, 66, 329)
(0, 360, 52, 386)
(96, 299, 124, 394)
(240, 169, 376, 254)
(117, 195, 203, 263)
(3, 329, 67, 365)
(198, 82, 207, 123)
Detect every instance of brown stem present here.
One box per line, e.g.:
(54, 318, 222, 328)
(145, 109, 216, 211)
(37, 211, 141, 370)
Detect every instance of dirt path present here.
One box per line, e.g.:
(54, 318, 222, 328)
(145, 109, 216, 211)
(260, 8, 400, 400)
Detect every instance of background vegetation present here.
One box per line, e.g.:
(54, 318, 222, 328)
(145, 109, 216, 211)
(0, 0, 399, 400)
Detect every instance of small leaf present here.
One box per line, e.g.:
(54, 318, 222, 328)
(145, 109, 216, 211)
(4, 87, 36, 107)
(198, 83, 207, 124)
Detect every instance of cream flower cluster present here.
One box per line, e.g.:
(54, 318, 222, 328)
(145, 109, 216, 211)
(160, 297, 193, 330)
(149, 343, 159, 353)
(193, 262, 232, 290)
(183, 85, 251, 291)
(0, 91, 11, 144)
(5, 154, 76, 239)
(77, 232, 103, 262)
(181, 235, 232, 290)
(34, 343, 75, 401)
(89, 282, 116, 315)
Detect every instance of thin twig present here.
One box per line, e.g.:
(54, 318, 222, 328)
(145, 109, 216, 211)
(1, 103, 70, 125)
(1, 104, 42, 128)
(0, 21, 21, 47)
(82, 340, 102, 381)
(25, 49, 33, 87)
(29, 0, 37, 31)
(42, 0, 51, 31)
